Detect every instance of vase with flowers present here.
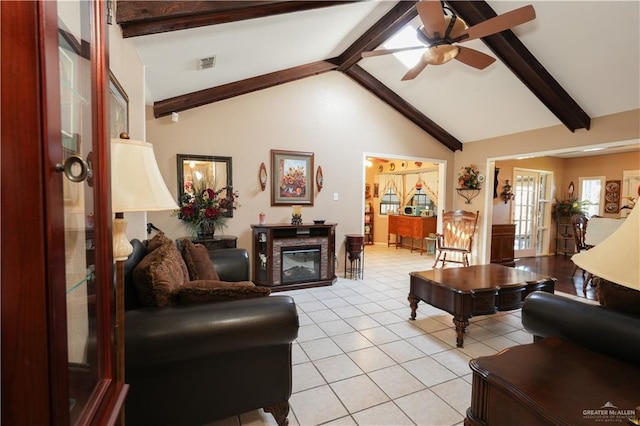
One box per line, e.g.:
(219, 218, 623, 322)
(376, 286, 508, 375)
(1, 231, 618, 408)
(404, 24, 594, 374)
(458, 164, 482, 189)
(175, 184, 238, 238)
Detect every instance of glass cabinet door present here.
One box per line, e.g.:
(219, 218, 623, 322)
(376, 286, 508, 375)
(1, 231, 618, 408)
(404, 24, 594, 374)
(58, 1, 99, 421)
(54, 0, 126, 423)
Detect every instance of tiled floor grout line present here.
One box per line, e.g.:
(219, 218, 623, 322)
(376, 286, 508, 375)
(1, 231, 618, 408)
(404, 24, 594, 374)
(209, 245, 586, 426)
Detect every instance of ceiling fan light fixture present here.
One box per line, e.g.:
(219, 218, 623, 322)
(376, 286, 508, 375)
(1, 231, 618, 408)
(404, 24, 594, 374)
(424, 45, 459, 65)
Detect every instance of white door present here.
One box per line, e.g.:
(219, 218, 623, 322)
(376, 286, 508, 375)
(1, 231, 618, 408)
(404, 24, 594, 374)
(511, 169, 548, 258)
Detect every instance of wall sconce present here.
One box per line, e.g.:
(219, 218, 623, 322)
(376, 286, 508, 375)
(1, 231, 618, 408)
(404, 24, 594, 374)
(456, 187, 481, 204)
(500, 180, 515, 203)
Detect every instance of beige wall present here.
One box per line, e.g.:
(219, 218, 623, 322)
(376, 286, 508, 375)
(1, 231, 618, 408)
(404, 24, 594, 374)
(108, 25, 148, 241)
(112, 31, 639, 267)
(457, 110, 640, 262)
(145, 71, 455, 269)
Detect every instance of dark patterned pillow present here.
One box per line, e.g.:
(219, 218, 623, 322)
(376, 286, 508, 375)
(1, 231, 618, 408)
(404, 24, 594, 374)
(176, 280, 271, 304)
(181, 239, 219, 281)
(146, 232, 173, 253)
(133, 242, 189, 307)
(595, 276, 640, 317)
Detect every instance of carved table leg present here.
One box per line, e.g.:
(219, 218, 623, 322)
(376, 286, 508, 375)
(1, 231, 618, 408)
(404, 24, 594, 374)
(453, 316, 470, 347)
(408, 295, 419, 320)
(264, 401, 290, 426)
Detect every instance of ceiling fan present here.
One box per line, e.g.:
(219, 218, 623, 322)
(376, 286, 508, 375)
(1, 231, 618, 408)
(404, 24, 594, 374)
(362, 1, 536, 81)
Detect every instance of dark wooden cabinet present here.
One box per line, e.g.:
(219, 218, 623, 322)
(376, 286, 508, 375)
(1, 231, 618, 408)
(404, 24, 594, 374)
(491, 224, 516, 266)
(1, 1, 127, 424)
(388, 215, 437, 254)
(251, 223, 336, 291)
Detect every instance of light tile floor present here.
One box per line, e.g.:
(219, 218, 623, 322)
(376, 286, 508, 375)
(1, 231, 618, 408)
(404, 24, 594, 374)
(210, 244, 585, 426)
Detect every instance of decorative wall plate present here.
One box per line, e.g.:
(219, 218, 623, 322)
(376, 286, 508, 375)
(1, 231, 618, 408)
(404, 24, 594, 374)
(316, 166, 323, 192)
(605, 202, 619, 213)
(401, 161, 407, 170)
(377, 165, 383, 173)
(389, 163, 395, 171)
(605, 181, 620, 192)
(605, 192, 619, 202)
(259, 162, 267, 191)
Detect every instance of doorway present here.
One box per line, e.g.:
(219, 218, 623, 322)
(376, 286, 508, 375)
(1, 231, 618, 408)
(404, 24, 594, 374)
(363, 153, 447, 246)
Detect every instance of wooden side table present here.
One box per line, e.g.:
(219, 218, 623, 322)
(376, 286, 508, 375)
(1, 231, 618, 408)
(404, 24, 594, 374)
(344, 234, 365, 279)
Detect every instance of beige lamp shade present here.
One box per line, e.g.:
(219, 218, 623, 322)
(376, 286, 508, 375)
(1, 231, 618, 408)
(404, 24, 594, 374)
(572, 204, 640, 290)
(111, 137, 178, 260)
(111, 138, 178, 212)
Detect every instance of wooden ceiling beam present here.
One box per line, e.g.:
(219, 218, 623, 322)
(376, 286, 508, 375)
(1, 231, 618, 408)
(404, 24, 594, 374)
(346, 65, 463, 152)
(333, 2, 417, 72)
(448, 1, 591, 132)
(117, 0, 357, 38)
(153, 60, 337, 118)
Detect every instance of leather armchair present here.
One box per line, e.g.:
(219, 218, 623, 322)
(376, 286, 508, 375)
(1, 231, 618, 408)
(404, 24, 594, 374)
(123, 239, 299, 426)
(522, 291, 640, 366)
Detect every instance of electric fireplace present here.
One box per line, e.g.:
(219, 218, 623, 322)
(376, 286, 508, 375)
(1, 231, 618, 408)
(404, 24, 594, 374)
(251, 223, 337, 291)
(281, 246, 321, 284)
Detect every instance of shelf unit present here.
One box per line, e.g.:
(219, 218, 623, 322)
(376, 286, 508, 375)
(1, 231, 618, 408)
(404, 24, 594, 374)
(555, 220, 575, 256)
(364, 202, 373, 245)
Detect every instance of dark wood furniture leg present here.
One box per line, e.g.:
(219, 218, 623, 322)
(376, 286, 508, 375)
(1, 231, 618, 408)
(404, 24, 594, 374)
(264, 401, 290, 426)
(453, 316, 470, 347)
(408, 295, 419, 320)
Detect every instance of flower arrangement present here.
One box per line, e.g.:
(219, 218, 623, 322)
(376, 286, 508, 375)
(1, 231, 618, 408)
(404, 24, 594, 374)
(552, 197, 585, 219)
(279, 165, 307, 197)
(458, 164, 482, 189)
(175, 184, 238, 237)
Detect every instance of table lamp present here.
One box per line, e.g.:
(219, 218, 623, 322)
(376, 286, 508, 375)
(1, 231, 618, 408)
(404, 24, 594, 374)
(110, 134, 178, 390)
(572, 204, 639, 290)
(111, 135, 178, 260)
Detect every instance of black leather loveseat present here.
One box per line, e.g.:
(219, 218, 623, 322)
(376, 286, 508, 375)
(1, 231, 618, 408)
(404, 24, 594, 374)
(123, 239, 299, 426)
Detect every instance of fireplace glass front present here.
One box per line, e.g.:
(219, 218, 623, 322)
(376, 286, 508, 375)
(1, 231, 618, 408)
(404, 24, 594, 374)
(281, 246, 321, 284)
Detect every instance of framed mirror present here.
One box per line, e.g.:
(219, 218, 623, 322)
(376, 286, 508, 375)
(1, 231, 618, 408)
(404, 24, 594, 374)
(177, 154, 234, 217)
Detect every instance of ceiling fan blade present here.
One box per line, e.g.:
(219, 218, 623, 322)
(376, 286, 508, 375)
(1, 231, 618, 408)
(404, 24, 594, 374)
(401, 58, 429, 81)
(462, 5, 535, 42)
(417, 0, 446, 39)
(362, 46, 425, 58)
(455, 46, 496, 69)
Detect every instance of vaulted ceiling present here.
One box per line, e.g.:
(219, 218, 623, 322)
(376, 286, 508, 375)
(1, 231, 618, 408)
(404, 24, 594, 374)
(115, 1, 640, 152)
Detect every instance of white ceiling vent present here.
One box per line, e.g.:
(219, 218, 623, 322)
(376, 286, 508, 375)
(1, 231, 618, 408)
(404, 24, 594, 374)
(198, 56, 216, 70)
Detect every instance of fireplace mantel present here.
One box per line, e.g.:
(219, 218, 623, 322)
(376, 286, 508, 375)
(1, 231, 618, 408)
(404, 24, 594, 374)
(251, 223, 337, 291)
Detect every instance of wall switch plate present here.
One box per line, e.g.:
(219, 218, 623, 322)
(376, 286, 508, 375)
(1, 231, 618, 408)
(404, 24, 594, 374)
(333, 192, 339, 201)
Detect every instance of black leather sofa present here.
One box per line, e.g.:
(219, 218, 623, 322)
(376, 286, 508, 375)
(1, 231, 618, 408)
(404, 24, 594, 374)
(123, 239, 299, 426)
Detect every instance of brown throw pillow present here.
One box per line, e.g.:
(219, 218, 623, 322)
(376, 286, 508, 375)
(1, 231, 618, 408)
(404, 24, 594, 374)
(133, 242, 190, 307)
(176, 280, 271, 304)
(595, 276, 640, 317)
(181, 239, 219, 281)
(146, 232, 172, 253)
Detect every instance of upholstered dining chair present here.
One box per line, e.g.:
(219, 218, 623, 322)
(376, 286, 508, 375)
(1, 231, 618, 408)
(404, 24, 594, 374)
(433, 210, 479, 268)
(570, 214, 593, 291)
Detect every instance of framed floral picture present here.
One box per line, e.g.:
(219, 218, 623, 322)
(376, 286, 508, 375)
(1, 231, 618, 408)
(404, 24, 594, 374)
(271, 149, 314, 206)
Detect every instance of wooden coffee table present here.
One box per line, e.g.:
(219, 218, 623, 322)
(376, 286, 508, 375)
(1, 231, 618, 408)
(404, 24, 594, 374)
(408, 264, 555, 347)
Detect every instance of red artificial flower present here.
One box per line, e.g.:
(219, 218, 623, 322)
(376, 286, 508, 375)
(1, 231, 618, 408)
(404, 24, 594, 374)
(181, 205, 195, 217)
